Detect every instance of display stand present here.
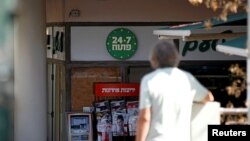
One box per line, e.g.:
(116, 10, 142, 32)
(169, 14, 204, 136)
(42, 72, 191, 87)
(94, 83, 140, 141)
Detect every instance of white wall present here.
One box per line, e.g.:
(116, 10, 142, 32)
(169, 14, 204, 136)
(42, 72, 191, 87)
(71, 26, 165, 61)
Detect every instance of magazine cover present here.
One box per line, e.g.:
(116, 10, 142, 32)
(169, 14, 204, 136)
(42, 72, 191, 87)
(126, 101, 139, 136)
(94, 100, 112, 141)
(110, 100, 128, 136)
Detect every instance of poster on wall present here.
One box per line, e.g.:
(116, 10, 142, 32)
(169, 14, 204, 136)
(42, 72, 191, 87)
(67, 113, 93, 141)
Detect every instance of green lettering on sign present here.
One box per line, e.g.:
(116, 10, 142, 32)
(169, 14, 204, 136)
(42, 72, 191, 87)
(182, 30, 232, 56)
(106, 28, 138, 60)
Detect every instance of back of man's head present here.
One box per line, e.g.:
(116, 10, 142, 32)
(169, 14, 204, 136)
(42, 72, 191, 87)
(150, 41, 180, 69)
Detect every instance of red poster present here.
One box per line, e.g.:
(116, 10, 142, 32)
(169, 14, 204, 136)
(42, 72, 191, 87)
(95, 83, 139, 97)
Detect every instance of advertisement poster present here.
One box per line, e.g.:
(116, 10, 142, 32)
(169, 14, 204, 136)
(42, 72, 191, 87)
(68, 113, 93, 141)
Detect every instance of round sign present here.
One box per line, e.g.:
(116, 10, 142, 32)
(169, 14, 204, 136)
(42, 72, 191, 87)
(106, 28, 138, 60)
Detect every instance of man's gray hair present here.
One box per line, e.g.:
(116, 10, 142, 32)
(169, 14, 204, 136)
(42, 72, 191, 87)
(150, 41, 180, 68)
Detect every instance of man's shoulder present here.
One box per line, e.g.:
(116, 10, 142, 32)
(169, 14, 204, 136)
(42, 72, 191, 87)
(142, 68, 194, 80)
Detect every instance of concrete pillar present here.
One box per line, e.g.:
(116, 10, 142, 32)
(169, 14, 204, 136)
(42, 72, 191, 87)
(14, 0, 47, 141)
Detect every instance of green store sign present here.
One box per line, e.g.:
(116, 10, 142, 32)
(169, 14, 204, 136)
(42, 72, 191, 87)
(106, 28, 138, 60)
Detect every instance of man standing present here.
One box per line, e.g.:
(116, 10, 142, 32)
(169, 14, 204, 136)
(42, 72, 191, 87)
(136, 41, 214, 141)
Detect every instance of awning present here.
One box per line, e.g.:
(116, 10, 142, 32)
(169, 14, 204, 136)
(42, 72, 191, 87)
(216, 36, 247, 57)
(153, 12, 246, 41)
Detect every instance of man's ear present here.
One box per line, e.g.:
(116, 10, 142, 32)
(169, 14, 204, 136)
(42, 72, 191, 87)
(150, 59, 158, 69)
